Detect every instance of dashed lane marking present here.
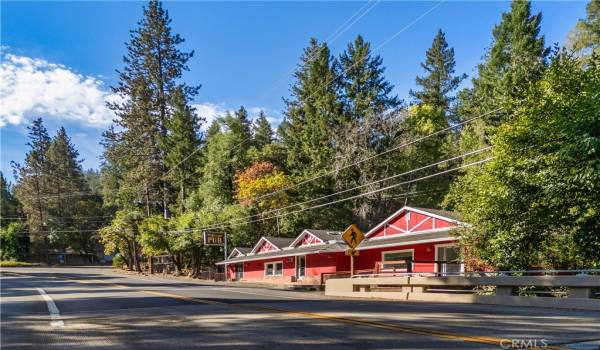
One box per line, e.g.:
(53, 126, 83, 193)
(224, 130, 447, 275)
(12, 272, 569, 350)
(36, 288, 65, 329)
(84, 278, 569, 350)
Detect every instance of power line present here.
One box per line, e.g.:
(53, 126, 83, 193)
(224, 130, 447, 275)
(250, 107, 502, 203)
(1, 215, 113, 221)
(69, 1, 442, 205)
(260, 0, 380, 100)
(177, 156, 492, 233)
(300, 0, 444, 108)
(325, 1, 380, 44)
(221, 146, 492, 227)
(16, 229, 100, 234)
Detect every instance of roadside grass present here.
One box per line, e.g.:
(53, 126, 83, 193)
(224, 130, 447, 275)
(0, 260, 39, 267)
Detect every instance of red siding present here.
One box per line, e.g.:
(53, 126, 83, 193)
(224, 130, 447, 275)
(241, 256, 295, 281)
(297, 233, 323, 247)
(370, 210, 456, 238)
(255, 240, 279, 253)
(306, 252, 349, 276)
(355, 241, 455, 272)
(225, 251, 349, 283)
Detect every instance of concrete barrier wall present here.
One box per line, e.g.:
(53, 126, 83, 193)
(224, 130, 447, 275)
(325, 275, 600, 311)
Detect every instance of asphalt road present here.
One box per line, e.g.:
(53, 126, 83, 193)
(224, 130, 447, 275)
(1, 267, 599, 350)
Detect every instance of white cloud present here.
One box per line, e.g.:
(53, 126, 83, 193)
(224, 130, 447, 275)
(193, 103, 283, 131)
(0, 50, 284, 131)
(192, 102, 228, 130)
(0, 52, 118, 128)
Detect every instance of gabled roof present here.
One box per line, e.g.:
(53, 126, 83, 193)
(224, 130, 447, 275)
(217, 242, 347, 265)
(289, 229, 343, 247)
(358, 230, 455, 250)
(411, 207, 463, 222)
(263, 236, 295, 249)
(228, 247, 251, 259)
(304, 229, 343, 243)
(249, 236, 295, 254)
(365, 206, 464, 238)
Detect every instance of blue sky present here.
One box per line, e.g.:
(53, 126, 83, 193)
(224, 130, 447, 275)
(0, 1, 587, 179)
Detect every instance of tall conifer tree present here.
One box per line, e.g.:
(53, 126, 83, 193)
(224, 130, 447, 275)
(253, 111, 273, 150)
(13, 118, 51, 261)
(338, 35, 400, 124)
(282, 38, 341, 176)
(164, 88, 203, 213)
(107, 0, 199, 219)
(410, 30, 466, 114)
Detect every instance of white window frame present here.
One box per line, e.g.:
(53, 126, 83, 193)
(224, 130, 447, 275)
(434, 243, 464, 273)
(264, 260, 284, 277)
(381, 249, 414, 271)
(296, 255, 306, 279)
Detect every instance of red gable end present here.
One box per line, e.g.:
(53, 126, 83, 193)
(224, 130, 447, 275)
(255, 240, 278, 254)
(368, 207, 458, 239)
(295, 232, 324, 247)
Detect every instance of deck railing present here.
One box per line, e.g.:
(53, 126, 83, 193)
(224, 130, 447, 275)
(326, 270, 600, 310)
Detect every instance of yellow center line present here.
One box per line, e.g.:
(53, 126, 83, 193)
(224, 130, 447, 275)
(64, 276, 569, 350)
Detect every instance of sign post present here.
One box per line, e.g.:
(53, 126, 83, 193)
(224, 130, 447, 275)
(342, 224, 364, 276)
(204, 231, 228, 279)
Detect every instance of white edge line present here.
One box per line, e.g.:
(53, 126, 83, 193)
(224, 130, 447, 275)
(36, 288, 64, 328)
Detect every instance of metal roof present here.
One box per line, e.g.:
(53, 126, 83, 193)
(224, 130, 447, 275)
(357, 230, 456, 250)
(262, 236, 295, 249)
(217, 242, 347, 265)
(303, 229, 343, 242)
(410, 207, 464, 222)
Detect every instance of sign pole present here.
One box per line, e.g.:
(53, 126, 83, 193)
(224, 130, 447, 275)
(350, 254, 355, 276)
(224, 232, 228, 261)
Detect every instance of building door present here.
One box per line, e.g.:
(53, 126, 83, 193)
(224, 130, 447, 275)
(296, 256, 305, 279)
(235, 263, 243, 280)
(436, 245, 462, 275)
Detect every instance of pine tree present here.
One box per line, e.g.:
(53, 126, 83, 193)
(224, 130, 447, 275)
(206, 120, 221, 139)
(333, 36, 402, 226)
(567, 0, 600, 59)
(42, 128, 104, 260)
(45, 128, 88, 233)
(465, 0, 547, 126)
(13, 118, 51, 261)
(164, 88, 203, 213)
(0, 172, 20, 229)
(107, 0, 199, 219)
(410, 30, 466, 113)
(222, 106, 253, 173)
(279, 38, 349, 234)
(282, 38, 342, 176)
(339, 35, 400, 124)
(253, 110, 273, 150)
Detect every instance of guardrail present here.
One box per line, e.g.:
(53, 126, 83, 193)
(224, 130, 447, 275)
(354, 269, 600, 278)
(325, 270, 600, 311)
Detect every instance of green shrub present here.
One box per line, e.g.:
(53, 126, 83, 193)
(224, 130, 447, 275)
(112, 254, 125, 269)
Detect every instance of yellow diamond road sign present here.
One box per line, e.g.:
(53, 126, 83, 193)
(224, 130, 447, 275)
(345, 249, 359, 257)
(342, 224, 364, 249)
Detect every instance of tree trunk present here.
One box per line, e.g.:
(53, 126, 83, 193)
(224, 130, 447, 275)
(191, 246, 200, 277)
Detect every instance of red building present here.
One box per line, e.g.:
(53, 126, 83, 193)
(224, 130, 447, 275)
(216, 206, 464, 284)
(355, 207, 464, 274)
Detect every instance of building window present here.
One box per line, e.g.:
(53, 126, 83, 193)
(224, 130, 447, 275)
(235, 263, 243, 280)
(435, 244, 463, 275)
(296, 256, 305, 278)
(265, 261, 283, 277)
(381, 250, 413, 270)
